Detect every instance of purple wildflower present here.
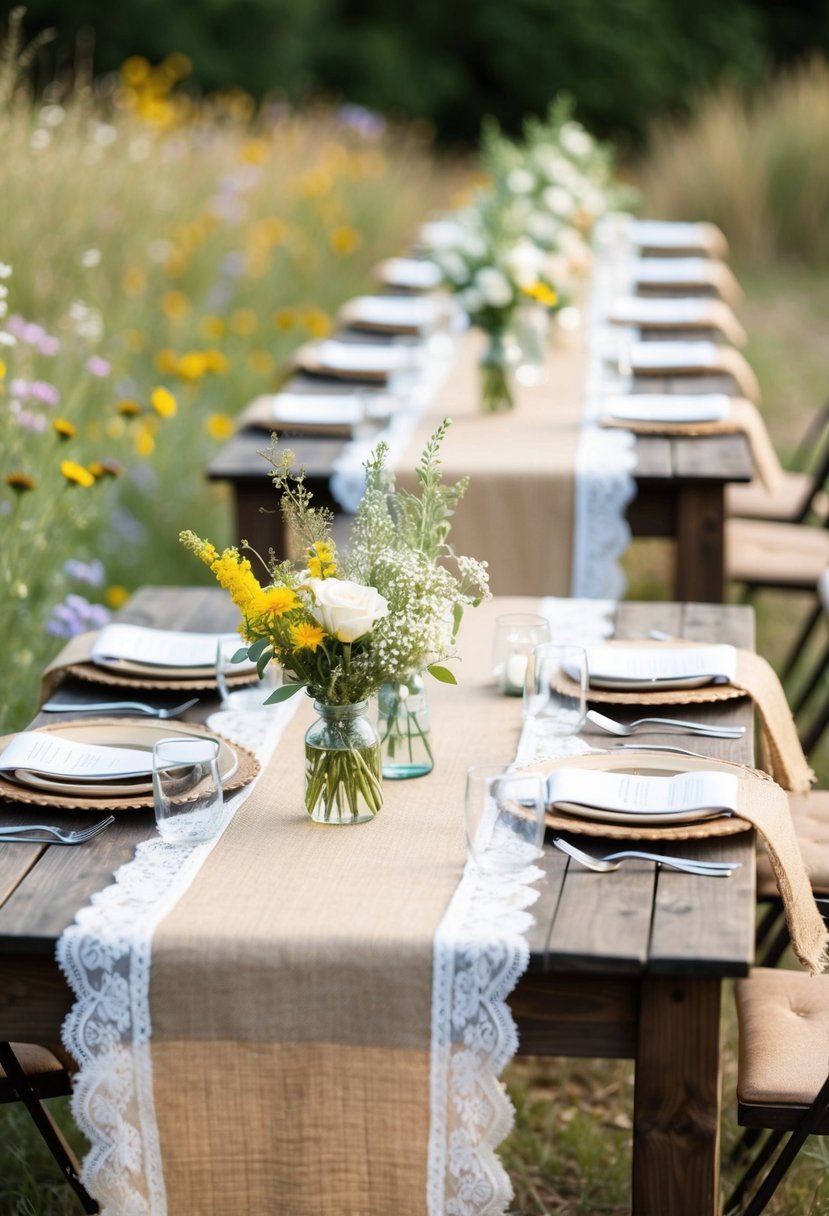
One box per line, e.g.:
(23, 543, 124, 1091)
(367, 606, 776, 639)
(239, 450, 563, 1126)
(10, 377, 29, 399)
(337, 104, 386, 140)
(85, 354, 111, 378)
(38, 334, 60, 356)
(22, 322, 45, 345)
(16, 410, 46, 432)
(46, 593, 111, 638)
(63, 558, 106, 586)
(30, 380, 60, 406)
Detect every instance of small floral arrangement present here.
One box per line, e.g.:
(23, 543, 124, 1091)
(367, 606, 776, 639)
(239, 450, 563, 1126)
(180, 422, 489, 821)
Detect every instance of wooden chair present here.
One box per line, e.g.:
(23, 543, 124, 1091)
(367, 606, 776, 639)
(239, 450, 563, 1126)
(0, 1041, 98, 1213)
(724, 966, 829, 1215)
(727, 400, 829, 527)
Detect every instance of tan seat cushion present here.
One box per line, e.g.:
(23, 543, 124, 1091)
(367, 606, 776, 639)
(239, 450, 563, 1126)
(736, 967, 829, 1105)
(727, 471, 828, 523)
(757, 789, 829, 897)
(0, 1042, 69, 1081)
(726, 517, 829, 585)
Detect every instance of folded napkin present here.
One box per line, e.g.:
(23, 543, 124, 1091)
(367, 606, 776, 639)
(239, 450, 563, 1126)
(600, 396, 783, 494)
(239, 391, 393, 438)
(606, 296, 746, 345)
(538, 750, 826, 974)
(291, 339, 418, 383)
(631, 258, 743, 305)
(624, 340, 760, 403)
(338, 295, 441, 335)
(577, 641, 814, 794)
(627, 219, 729, 258)
(373, 256, 443, 292)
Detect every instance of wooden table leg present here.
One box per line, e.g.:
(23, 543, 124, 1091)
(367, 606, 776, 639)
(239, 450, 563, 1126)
(675, 484, 726, 603)
(632, 975, 723, 1216)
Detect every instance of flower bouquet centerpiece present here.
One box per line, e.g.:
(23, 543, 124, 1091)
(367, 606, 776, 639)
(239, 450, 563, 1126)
(428, 194, 556, 412)
(180, 420, 489, 824)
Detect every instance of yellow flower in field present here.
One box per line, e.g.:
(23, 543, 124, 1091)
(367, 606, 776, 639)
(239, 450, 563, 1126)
(203, 349, 229, 374)
(105, 585, 130, 609)
(121, 55, 150, 85)
(248, 349, 274, 376)
(291, 621, 326, 652)
(165, 250, 187, 278)
(231, 308, 258, 336)
(122, 267, 147, 296)
(150, 387, 177, 417)
(161, 52, 191, 82)
(254, 586, 299, 617)
(89, 458, 125, 479)
(205, 413, 234, 441)
(0, 358, 6, 379)
(177, 351, 208, 381)
(273, 307, 298, 331)
(52, 418, 77, 441)
(253, 217, 287, 247)
(523, 282, 558, 308)
(60, 460, 95, 488)
(302, 308, 332, 339)
(306, 541, 338, 580)
(106, 417, 126, 440)
(4, 471, 36, 492)
(329, 225, 361, 256)
(154, 348, 179, 374)
(135, 424, 156, 457)
(117, 399, 142, 416)
(200, 315, 226, 341)
(241, 138, 269, 165)
(297, 168, 332, 199)
(161, 290, 190, 321)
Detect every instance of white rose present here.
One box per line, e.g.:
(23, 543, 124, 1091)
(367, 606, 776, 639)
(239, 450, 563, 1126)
(506, 168, 535, 195)
(307, 577, 388, 643)
(475, 267, 513, 308)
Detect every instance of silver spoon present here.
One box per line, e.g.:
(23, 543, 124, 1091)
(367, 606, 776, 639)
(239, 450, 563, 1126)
(587, 709, 744, 739)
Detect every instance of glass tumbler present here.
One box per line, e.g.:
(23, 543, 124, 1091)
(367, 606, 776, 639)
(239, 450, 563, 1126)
(153, 736, 225, 844)
(523, 643, 588, 737)
(464, 763, 547, 875)
(492, 613, 551, 696)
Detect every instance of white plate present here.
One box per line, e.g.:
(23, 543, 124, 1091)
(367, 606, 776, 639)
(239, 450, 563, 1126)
(587, 674, 722, 692)
(12, 769, 154, 797)
(551, 800, 727, 826)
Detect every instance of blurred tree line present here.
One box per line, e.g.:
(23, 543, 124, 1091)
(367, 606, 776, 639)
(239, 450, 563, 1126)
(11, 0, 829, 145)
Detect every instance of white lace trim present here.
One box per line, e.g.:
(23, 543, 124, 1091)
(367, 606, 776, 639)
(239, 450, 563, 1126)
(55, 697, 300, 1216)
(427, 596, 615, 1215)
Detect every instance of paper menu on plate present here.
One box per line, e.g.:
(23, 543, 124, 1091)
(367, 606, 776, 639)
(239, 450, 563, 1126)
(346, 296, 439, 328)
(0, 732, 153, 779)
(607, 297, 715, 326)
(602, 393, 732, 424)
(628, 220, 711, 249)
(377, 257, 442, 290)
(92, 624, 252, 670)
(632, 257, 715, 284)
(314, 341, 416, 373)
(628, 341, 720, 370)
(546, 768, 739, 816)
(583, 644, 738, 684)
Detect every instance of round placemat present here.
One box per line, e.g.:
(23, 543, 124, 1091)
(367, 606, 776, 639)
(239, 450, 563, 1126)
(524, 750, 765, 841)
(0, 719, 259, 812)
(65, 661, 258, 693)
(553, 639, 748, 707)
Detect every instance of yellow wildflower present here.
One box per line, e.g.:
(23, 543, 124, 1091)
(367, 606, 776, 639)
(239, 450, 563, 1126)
(329, 225, 361, 256)
(231, 308, 258, 336)
(121, 55, 150, 85)
(176, 351, 208, 381)
(179, 531, 219, 565)
(306, 541, 338, 580)
(241, 138, 269, 165)
(154, 348, 179, 374)
(122, 267, 147, 296)
(290, 621, 326, 652)
(89, 458, 125, 479)
(523, 282, 558, 308)
(106, 585, 130, 609)
(205, 413, 234, 441)
(302, 307, 332, 339)
(150, 387, 177, 417)
(4, 471, 36, 492)
(0, 358, 6, 379)
(135, 423, 156, 457)
(253, 217, 286, 247)
(202, 349, 229, 374)
(60, 460, 95, 488)
(161, 290, 190, 321)
(106, 417, 126, 440)
(162, 52, 192, 82)
(253, 586, 299, 617)
(273, 307, 298, 331)
(52, 418, 77, 441)
(200, 315, 226, 341)
(117, 399, 142, 417)
(248, 349, 274, 376)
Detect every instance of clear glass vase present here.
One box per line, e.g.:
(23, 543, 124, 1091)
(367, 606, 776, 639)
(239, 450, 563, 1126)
(478, 326, 519, 413)
(515, 302, 550, 386)
(304, 700, 383, 825)
(377, 674, 434, 779)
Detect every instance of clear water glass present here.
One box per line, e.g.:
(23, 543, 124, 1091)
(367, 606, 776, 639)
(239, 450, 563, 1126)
(492, 613, 551, 696)
(153, 736, 225, 844)
(216, 638, 281, 710)
(524, 643, 588, 737)
(465, 764, 547, 875)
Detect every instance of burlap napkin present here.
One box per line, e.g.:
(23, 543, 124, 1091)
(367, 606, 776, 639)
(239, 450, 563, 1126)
(601, 398, 783, 494)
(537, 751, 827, 974)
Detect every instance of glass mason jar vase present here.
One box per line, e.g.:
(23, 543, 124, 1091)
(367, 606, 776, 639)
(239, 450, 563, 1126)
(304, 700, 383, 825)
(515, 302, 550, 387)
(478, 326, 520, 413)
(377, 673, 434, 779)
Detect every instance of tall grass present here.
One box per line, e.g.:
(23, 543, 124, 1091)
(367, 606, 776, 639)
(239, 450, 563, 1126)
(637, 58, 829, 264)
(0, 41, 460, 733)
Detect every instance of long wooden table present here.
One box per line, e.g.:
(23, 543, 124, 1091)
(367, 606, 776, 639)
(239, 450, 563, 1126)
(0, 588, 757, 1215)
(208, 362, 752, 604)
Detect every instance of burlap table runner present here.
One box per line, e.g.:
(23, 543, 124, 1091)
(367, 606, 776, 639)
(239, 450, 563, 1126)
(536, 751, 827, 975)
(146, 596, 526, 1216)
(601, 398, 783, 494)
(394, 328, 589, 596)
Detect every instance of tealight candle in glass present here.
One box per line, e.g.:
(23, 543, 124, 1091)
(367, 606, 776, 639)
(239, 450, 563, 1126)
(492, 614, 551, 696)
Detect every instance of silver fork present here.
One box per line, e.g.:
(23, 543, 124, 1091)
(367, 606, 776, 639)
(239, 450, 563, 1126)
(587, 709, 744, 739)
(41, 697, 200, 718)
(552, 835, 740, 876)
(0, 816, 116, 845)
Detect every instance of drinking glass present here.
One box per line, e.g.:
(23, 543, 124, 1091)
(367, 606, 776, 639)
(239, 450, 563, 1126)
(492, 613, 551, 696)
(153, 737, 225, 844)
(216, 638, 281, 710)
(465, 764, 547, 875)
(524, 643, 588, 737)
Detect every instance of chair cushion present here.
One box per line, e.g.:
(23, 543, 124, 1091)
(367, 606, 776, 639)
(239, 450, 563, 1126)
(0, 1043, 72, 1103)
(727, 471, 816, 522)
(736, 967, 829, 1105)
(757, 790, 829, 897)
(726, 518, 829, 586)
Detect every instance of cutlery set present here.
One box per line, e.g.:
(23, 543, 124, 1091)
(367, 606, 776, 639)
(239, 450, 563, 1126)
(586, 709, 744, 739)
(552, 836, 740, 877)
